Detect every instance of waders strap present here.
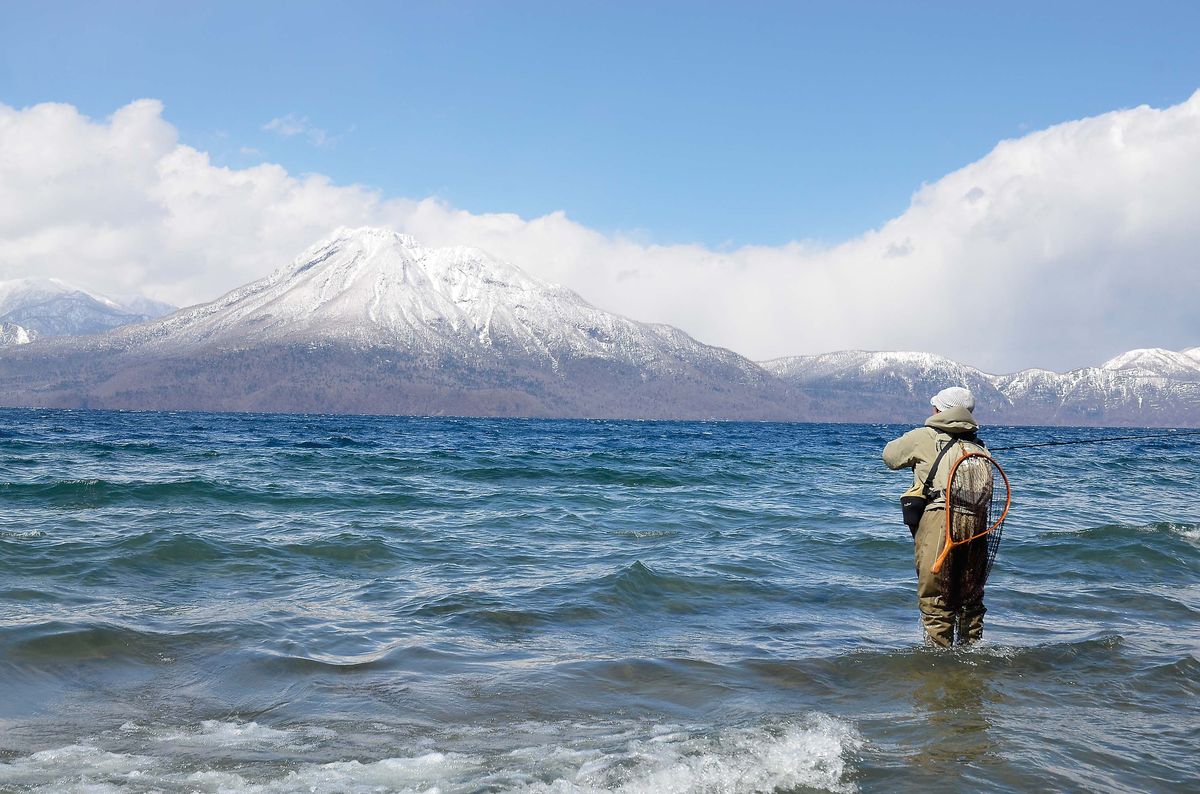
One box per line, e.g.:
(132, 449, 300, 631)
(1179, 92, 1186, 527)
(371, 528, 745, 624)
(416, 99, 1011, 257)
(921, 431, 984, 502)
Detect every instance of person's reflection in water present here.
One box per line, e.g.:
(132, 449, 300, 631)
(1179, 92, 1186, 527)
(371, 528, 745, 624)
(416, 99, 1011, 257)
(911, 653, 999, 772)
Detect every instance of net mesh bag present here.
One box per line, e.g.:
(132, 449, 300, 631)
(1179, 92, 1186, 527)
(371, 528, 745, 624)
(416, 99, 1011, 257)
(932, 453, 1010, 611)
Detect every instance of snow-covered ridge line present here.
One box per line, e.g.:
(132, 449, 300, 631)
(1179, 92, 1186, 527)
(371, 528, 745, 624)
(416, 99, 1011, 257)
(761, 345, 1200, 424)
(762, 346, 1200, 382)
(0, 277, 175, 344)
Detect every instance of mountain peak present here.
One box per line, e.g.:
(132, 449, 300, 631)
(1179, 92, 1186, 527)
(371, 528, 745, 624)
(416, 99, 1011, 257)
(0, 277, 174, 339)
(123, 228, 605, 360)
(1100, 347, 1200, 376)
(281, 227, 422, 274)
(329, 226, 420, 249)
(279, 227, 444, 282)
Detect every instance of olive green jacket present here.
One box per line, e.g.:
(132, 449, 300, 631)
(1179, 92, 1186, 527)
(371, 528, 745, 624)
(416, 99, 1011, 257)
(882, 406, 986, 506)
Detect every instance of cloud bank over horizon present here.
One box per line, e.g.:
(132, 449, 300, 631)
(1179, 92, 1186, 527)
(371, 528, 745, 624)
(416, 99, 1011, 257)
(1, 93, 1197, 373)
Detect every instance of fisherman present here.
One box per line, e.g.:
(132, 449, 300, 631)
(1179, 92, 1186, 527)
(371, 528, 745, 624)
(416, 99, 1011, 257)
(883, 386, 989, 646)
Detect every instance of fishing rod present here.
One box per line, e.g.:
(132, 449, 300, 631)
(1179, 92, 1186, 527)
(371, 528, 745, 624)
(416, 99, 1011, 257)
(989, 427, 1200, 452)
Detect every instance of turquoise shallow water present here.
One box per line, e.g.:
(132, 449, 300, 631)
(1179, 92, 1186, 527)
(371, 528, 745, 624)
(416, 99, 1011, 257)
(0, 409, 1197, 793)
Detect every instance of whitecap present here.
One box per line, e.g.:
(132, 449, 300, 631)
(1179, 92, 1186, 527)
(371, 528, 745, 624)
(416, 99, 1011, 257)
(1166, 522, 1200, 544)
(0, 715, 862, 793)
(159, 719, 296, 747)
(116, 719, 296, 748)
(0, 744, 155, 793)
(519, 715, 863, 794)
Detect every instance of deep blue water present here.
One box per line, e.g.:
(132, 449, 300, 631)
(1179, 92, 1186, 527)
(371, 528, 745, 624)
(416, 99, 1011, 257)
(0, 409, 1197, 793)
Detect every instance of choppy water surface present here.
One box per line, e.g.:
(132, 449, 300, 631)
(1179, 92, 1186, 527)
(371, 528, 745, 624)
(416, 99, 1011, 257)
(1, 410, 1196, 793)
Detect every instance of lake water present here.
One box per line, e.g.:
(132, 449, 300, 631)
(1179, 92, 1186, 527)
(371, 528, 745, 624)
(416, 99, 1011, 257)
(1, 409, 1197, 793)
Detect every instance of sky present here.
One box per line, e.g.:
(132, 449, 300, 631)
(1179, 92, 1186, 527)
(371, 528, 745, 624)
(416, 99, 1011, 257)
(1, 1, 1199, 373)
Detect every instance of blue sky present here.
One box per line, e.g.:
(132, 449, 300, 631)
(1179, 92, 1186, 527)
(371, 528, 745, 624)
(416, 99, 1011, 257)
(4, 0, 1198, 247)
(2, 2, 1199, 371)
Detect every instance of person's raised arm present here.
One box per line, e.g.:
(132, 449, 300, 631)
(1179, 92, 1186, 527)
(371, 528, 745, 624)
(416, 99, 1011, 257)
(882, 428, 923, 470)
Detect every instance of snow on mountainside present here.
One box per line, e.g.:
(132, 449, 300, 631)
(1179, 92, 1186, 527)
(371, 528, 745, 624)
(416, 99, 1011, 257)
(0, 229, 789, 419)
(766, 346, 1200, 426)
(0, 278, 175, 339)
(0, 322, 37, 347)
(762, 350, 999, 389)
(761, 350, 1010, 419)
(97, 227, 768, 381)
(1099, 348, 1200, 378)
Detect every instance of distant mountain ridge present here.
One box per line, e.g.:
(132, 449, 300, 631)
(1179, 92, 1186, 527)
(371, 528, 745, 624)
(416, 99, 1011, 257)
(0, 278, 175, 343)
(762, 347, 1200, 426)
(0, 228, 1194, 426)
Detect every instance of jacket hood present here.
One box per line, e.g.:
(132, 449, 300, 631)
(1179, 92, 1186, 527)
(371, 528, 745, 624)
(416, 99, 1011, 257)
(925, 405, 979, 433)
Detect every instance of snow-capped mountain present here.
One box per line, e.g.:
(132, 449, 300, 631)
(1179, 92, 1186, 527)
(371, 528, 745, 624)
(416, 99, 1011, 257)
(995, 347, 1200, 425)
(100, 229, 767, 380)
(0, 228, 1195, 424)
(761, 350, 1008, 420)
(766, 347, 1200, 426)
(0, 229, 793, 419)
(0, 278, 176, 340)
(1098, 348, 1200, 378)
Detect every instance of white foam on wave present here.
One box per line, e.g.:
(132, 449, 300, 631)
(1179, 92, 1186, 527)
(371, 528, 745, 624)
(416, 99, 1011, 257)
(520, 715, 862, 794)
(180, 751, 478, 793)
(119, 718, 336, 749)
(0, 714, 862, 793)
(4, 749, 481, 794)
(273, 752, 480, 793)
(0, 528, 47, 538)
(0, 744, 154, 793)
(1166, 522, 1200, 544)
(164, 718, 296, 746)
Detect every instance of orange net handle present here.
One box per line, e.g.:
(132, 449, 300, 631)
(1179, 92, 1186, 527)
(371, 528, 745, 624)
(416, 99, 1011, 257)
(930, 452, 1011, 574)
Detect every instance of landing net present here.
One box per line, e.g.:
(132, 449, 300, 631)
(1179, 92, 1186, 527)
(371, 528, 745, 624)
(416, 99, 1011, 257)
(930, 452, 1011, 610)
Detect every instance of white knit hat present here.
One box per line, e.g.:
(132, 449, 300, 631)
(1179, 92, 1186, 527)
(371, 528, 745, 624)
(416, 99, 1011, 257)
(930, 386, 975, 412)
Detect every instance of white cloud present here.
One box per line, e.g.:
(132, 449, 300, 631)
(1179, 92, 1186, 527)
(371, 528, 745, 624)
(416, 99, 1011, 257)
(263, 113, 329, 146)
(1, 94, 1198, 373)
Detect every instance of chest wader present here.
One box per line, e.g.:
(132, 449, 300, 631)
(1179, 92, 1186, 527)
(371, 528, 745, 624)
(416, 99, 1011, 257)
(908, 431, 988, 647)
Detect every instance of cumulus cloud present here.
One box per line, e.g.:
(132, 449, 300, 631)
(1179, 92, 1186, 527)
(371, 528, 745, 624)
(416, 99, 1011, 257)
(1, 94, 1198, 373)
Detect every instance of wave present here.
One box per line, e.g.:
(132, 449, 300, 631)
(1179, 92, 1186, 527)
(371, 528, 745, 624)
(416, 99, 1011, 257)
(403, 590, 590, 630)
(1009, 522, 1200, 579)
(294, 435, 377, 449)
(454, 462, 699, 488)
(400, 561, 791, 631)
(1058, 521, 1200, 543)
(594, 560, 786, 609)
(15, 529, 412, 574)
(107, 530, 245, 567)
(250, 643, 479, 675)
(737, 634, 1138, 692)
(280, 533, 405, 566)
(0, 477, 429, 509)
(0, 477, 274, 507)
(1, 621, 215, 665)
(0, 715, 862, 794)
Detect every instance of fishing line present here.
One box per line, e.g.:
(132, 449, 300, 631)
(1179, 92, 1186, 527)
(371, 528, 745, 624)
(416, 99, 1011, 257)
(989, 427, 1200, 452)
